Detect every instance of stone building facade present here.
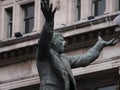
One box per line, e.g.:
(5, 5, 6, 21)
(0, 0, 120, 90)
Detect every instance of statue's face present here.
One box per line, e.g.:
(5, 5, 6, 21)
(52, 35, 67, 54)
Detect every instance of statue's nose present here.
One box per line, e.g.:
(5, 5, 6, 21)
(64, 41, 67, 46)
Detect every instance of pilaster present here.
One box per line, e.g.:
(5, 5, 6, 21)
(34, 0, 42, 32)
(105, 0, 119, 14)
(13, 1, 22, 35)
(1, 6, 8, 39)
(81, 0, 92, 20)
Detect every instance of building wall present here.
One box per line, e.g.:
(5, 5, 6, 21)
(0, 0, 120, 90)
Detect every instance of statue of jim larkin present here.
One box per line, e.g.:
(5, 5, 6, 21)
(36, 0, 119, 90)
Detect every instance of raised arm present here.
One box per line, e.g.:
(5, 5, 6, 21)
(67, 36, 119, 68)
(37, 0, 57, 60)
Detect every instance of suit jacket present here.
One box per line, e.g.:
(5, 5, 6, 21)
(36, 21, 101, 90)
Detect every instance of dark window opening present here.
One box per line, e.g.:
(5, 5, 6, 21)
(94, 0, 105, 16)
(119, 0, 120, 10)
(77, 0, 81, 20)
(6, 7, 13, 38)
(22, 2, 34, 34)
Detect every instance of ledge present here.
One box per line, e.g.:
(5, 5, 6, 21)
(0, 12, 118, 49)
(72, 57, 120, 76)
(0, 32, 39, 48)
(0, 74, 40, 90)
(0, 56, 120, 89)
(55, 12, 118, 33)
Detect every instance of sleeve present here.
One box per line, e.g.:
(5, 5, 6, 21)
(66, 40, 104, 68)
(37, 21, 54, 61)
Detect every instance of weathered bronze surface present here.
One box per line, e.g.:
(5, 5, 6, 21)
(36, 0, 119, 90)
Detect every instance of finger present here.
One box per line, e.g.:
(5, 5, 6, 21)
(53, 7, 57, 14)
(108, 38, 115, 43)
(47, 0, 49, 6)
(44, 0, 49, 7)
(98, 36, 101, 40)
(44, 1, 47, 9)
(49, 4, 53, 12)
(41, 2, 45, 11)
(111, 38, 116, 42)
(113, 39, 119, 45)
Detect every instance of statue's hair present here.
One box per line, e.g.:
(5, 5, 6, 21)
(51, 32, 64, 51)
(52, 32, 63, 42)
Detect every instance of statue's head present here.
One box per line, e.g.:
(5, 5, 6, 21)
(51, 33, 67, 54)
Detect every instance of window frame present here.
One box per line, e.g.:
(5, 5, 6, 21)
(93, 0, 106, 17)
(21, 2, 35, 34)
(5, 7, 13, 38)
(76, 0, 81, 20)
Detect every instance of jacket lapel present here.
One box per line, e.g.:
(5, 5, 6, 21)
(60, 56, 77, 90)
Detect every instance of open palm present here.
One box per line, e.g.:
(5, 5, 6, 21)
(41, 0, 57, 22)
(98, 36, 119, 46)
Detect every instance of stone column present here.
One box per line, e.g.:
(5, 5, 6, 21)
(13, 0, 23, 36)
(34, 0, 43, 32)
(1, 5, 8, 39)
(65, 0, 73, 24)
(81, 0, 92, 20)
(54, 0, 67, 28)
(0, 1, 2, 40)
(88, 0, 93, 17)
(105, 0, 119, 14)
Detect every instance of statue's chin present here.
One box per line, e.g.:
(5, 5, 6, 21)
(59, 49, 64, 54)
(53, 48, 64, 54)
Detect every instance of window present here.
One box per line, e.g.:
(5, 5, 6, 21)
(22, 2, 34, 34)
(96, 85, 116, 90)
(94, 0, 105, 16)
(5, 7, 13, 38)
(119, 0, 120, 10)
(77, 0, 81, 20)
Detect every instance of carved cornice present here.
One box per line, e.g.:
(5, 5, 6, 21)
(0, 45, 37, 67)
(56, 13, 118, 33)
(0, 33, 39, 47)
(64, 27, 120, 52)
(0, 13, 118, 48)
(0, 74, 40, 90)
(0, 13, 119, 67)
(0, 26, 119, 67)
(0, 74, 39, 84)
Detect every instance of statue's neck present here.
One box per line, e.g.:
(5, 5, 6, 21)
(51, 48, 61, 57)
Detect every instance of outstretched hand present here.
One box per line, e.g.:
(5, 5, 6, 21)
(41, 0, 57, 22)
(98, 36, 119, 46)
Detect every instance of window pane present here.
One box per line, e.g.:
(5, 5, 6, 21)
(119, 0, 120, 10)
(23, 2, 34, 34)
(97, 85, 116, 90)
(94, 0, 105, 16)
(8, 23, 12, 38)
(6, 7, 13, 38)
(77, 0, 81, 20)
(25, 5, 34, 17)
(25, 18, 34, 33)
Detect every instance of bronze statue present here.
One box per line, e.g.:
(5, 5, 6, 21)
(36, 0, 119, 90)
